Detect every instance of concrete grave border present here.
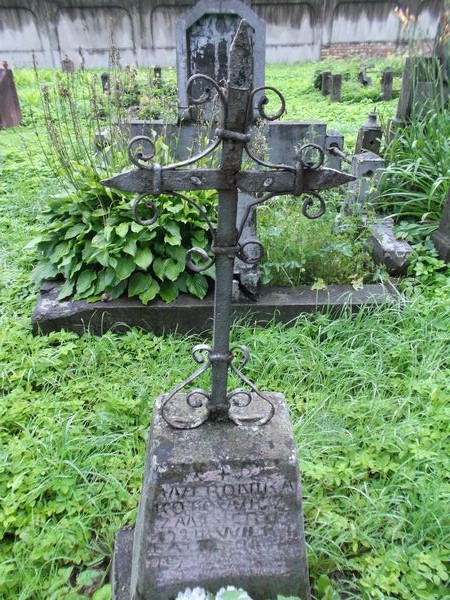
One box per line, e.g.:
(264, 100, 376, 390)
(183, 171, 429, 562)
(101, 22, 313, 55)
(32, 281, 400, 336)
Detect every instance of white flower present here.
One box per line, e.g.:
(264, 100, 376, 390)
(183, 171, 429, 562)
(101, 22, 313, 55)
(175, 587, 208, 600)
(216, 586, 252, 600)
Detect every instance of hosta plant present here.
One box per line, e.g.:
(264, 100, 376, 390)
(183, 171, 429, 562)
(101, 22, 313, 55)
(31, 161, 215, 304)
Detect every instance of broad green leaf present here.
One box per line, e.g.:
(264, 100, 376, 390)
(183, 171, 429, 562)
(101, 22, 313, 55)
(163, 221, 181, 245)
(138, 229, 157, 242)
(31, 262, 59, 285)
(166, 244, 187, 265)
(139, 279, 160, 304)
(164, 233, 182, 246)
(131, 221, 144, 233)
(92, 585, 112, 600)
(76, 569, 102, 588)
(104, 224, 114, 241)
(186, 273, 208, 299)
(57, 280, 74, 301)
(165, 259, 184, 281)
(123, 238, 137, 256)
(91, 232, 107, 249)
(177, 272, 188, 293)
(116, 222, 129, 238)
(52, 241, 71, 263)
(107, 279, 127, 300)
(96, 250, 111, 267)
(152, 257, 165, 281)
(76, 269, 97, 294)
(115, 256, 135, 280)
(23, 236, 43, 250)
(69, 261, 83, 278)
(159, 280, 179, 303)
(134, 247, 153, 269)
(128, 272, 153, 297)
(94, 268, 116, 294)
(64, 224, 85, 239)
(81, 241, 97, 262)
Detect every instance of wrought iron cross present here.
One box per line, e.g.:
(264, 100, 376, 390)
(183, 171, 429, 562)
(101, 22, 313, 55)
(102, 21, 353, 430)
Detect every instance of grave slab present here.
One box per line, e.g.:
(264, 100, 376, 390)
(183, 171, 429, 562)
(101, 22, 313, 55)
(32, 281, 398, 336)
(112, 393, 310, 600)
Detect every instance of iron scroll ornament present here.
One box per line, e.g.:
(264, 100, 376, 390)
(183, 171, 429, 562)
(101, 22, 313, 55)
(101, 34, 355, 430)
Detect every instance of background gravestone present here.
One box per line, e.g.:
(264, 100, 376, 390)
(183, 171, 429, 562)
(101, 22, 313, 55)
(176, 0, 265, 121)
(432, 192, 450, 262)
(354, 112, 382, 155)
(381, 68, 394, 101)
(395, 56, 445, 121)
(0, 64, 21, 128)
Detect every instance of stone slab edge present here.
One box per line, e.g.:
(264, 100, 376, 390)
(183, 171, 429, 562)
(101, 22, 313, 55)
(32, 281, 400, 336)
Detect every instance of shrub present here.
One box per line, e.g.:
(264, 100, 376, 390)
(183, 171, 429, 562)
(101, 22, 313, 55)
(31, 156, 215, 303)
(30, 65, 214, 303)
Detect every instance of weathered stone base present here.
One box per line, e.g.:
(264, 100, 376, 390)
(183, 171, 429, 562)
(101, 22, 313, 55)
(112, 393, 310, 600)
(32, 281, 398, 336)
(432, 230, 450, 262)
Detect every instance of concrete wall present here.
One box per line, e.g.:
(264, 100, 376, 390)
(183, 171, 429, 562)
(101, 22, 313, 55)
(0, 0, 441, 68)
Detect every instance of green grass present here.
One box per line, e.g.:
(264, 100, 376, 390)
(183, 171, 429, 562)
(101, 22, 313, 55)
(1, 60, 449, 599)
(266, 58, 401, 152)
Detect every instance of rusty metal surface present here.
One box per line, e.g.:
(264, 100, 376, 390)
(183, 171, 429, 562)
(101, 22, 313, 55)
(102, 20, 354, 430)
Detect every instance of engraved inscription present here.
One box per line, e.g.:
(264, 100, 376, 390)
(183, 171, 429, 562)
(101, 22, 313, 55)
(145, 467, 302, 583)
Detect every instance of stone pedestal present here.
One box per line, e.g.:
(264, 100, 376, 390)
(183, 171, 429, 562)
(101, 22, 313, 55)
(346, 151, 385, 213)
(354, 112, 382, 155)
(112, 393, 310, 600)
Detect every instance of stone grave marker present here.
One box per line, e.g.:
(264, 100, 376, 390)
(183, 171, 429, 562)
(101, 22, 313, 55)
(358, 67, 372, 87)
(432, 191, 450, 262)
(101, 72, 110, 93)
(381, 68, 394, 101)
(396, 57, 444, 121)
(321, 70, 332, 95)
(103, 21, 354, 599)
(176, 0, 265, 122)
(355, 112, 382, 155)
(331, 144, 412, 275)
(61, 56, 75, 72)
(153, 66, 162, 87)
(330, 73, 342, 102)
(0, 63, 21, 128)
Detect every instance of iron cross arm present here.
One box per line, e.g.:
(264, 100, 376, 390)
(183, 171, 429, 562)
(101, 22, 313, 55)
(99, 19, 357, 430)
(101, 165, 355, 196)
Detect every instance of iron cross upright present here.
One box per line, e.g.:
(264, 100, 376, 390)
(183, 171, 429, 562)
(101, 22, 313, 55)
(102, 21, 353, 430)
